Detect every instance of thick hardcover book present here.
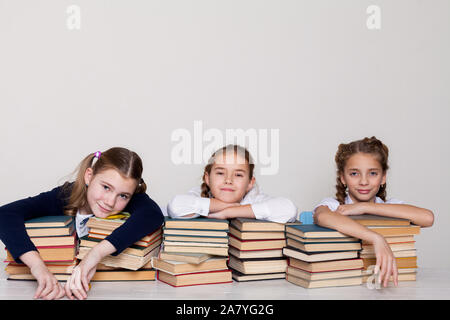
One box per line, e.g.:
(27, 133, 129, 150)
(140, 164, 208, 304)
(288, 258, 363, 273)
(286, 273, 362, 289)
(350, 214, 411, 226)
(365, 225, 420, 236)
(286, 237, 361, 253)
(158, 251, 212, 264)
(283, 247, 359, 263)
(164, 217, 229, 231)
(163, 234, 228, 243)
(228, 234, 286, 251)
(230, 218, 285, 232)
(151, 256, 228, 275)
(157, 269, 232, 287)
(25, 221, 75, 237)
(91, 269, 156, 281)
(29, 232, 77, 247)
(228, 256, 288, 275)
(285, 224, 349, 239)
(229, 226, 286, 240)
(286, 265, 362, 281)
(25, 216, 74, 228)
(163, 228, 228, 238)
(231, 270, 286, 282)
(6, 244, 77, 263)
(80, 235, 162, 256)
(228, 247, 283, 259)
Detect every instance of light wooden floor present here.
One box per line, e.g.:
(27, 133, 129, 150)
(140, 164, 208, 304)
(1, 262, 449, 300)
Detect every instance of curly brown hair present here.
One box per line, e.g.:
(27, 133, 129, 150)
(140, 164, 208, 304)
(335, 136, 389, 204)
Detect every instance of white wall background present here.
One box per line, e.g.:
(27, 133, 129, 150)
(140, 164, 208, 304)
(1, 0, 449, 268)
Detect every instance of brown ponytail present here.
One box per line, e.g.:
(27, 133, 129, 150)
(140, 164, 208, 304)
(334, 136, 389, 204)
(62, 147, 146, 216)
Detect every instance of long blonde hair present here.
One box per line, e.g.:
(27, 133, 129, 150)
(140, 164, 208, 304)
(62, 147, 146, 216)
(200, 144, 255, 198)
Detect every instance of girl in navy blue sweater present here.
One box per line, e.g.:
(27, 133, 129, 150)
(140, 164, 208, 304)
(0, 147, 164, 300)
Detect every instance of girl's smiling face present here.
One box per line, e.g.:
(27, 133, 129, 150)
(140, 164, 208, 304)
(340, 152, 386, 203)
(204, 150, 255, 203)
(83, 168, 138, 218)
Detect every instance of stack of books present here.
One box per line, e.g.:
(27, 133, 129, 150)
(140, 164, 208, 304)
(228, 218, 288, 282)
(283, 224, 363, 288)
(351, 214, 419, 283)
(77, 215, 162, 281)
(5, 216, 78, 281)
(90, 261, 156, 282)
(154, 217, 232, 287)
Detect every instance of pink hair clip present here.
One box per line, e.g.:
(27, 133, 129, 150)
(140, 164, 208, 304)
(91, 151, 102, 168)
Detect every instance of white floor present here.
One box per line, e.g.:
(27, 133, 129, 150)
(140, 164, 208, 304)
(1, 262, 449, 300)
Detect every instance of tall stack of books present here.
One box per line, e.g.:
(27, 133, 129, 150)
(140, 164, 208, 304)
(228, 218, 288, 282)
(5, 216, 78, 281)
(153, 217, 232, 287)
(351, 214, 420, 283)
(77, 215, 162, 281)
(284, 224, 363, 288)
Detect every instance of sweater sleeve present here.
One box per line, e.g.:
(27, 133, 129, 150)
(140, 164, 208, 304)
(0, 186, 66, 263)
(104, 193, 165, 256)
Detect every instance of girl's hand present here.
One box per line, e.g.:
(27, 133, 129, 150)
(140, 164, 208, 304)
(336, 203, 367, 216)
(372, 234, 398, 287)
(209, 199, 240, 213)
(65, 240, 115, 300)
(208, 208, 232, 219)
(65, 250, 100, 300)
(30, 263, 65, 300)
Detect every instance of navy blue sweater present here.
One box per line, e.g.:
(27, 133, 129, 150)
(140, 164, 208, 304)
(0, 183, 165, 264)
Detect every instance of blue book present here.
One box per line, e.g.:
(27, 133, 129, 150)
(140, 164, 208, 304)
(299, 211, 314, 225)
(285, 224, 349, 239)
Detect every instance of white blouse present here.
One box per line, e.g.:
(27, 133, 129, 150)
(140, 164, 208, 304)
(167, 184, 298, 223)
(75, 211, 94, 238)
(313, 195, 405, 214)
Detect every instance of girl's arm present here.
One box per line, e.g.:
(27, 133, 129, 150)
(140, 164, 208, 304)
(65, 239, 116, 300)
(65, 194, 164, 300)
(0, 186, 65, 263)
(209, 196, 298, 223)
(336, 202, 434, 227)
(167, 189, 239, 219)
(104, 192, 164, 256)
(314, 205, 398, 287)
(208, 204, 255, 219)
(20, 251, 65, 300)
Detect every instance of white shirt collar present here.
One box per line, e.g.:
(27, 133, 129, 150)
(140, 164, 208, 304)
(344, 195, 385, 204)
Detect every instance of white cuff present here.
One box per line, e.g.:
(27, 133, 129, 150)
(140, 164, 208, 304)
(196, 197, 211, 217)
(251, 202, 270, 221)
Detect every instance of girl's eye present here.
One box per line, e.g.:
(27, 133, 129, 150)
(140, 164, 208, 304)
(216, 172, 224, 175)
(370, 171, 378, 176)
(349, 172, 358, 176)
(235, 174, 244, 177)
(120, 194, 128, 200)
(103, 185, 110, 191)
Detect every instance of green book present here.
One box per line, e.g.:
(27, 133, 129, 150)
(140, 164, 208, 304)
(25, 216, 74, 228)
